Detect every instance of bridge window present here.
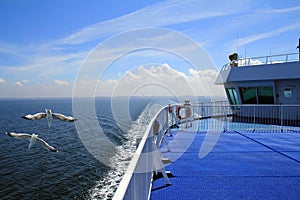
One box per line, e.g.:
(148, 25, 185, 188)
(226, 88, 239, 105)
(258, 87, 274, 104)
(239, 86, 274, 104)
(240, 87, 257, 104)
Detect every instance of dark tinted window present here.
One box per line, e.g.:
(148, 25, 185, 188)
(258, 87, 274, 104)
(240, 87, 257, 104)
(226, 88, 239, 105)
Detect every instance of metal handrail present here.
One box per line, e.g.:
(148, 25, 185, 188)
(221, 52, 300, 71)
(190, 103, 300, 132)
(113, 106, 169, 200)
(113, 103, 300, 199)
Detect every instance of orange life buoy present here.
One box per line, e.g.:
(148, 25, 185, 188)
(176, 106, 191, 120)
(168, 104, 172, 113)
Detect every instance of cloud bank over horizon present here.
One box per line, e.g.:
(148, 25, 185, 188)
(0, 63, 225, 98)
(98, 63, 225, 98)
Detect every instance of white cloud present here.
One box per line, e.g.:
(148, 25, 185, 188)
(0, 82, 73, 98)
(2, 0, 299, 98)
(0, 50, 85, 75)
(12, 80, 29, 88)
(237, 58, 263, 66)
(237, 22, 300, 47)
(1, 64, 225, 98)
(54, 79, 69, 86)
(259, 5, 300, 14)
(189, 69, 219, 83)
(59, 0, 242, 45)
(2, 0, 296, 92)
(14, 81, 23, 87)
(92, 63, 225, 97)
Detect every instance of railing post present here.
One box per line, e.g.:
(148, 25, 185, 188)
(280, 105, 283, 127)
(224, 105, 228, 132)
(253, 105, 256, 131)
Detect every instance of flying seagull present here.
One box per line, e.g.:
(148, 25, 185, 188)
(21, 109, 77, 127)
(6, 132, 58, 152)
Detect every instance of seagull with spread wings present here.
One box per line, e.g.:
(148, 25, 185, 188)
(21, 109, 77, 127)
(6, 132, 58, 152)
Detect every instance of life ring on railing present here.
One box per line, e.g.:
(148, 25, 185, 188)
(168, 104, 172, 113)
(176, 106, 191, 120)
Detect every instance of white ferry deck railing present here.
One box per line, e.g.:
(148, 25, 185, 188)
(221, 52, 300, 71)
(113, 103, 300, 199)
(113, 106, 170, 200)
(188, 104, 300, 132)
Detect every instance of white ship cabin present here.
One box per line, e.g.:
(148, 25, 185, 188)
(215, 51, 300, 125)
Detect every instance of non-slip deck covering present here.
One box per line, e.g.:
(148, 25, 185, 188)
(151, 130, 300, 199)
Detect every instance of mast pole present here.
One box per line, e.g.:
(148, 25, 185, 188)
(297, 38, 300, 61)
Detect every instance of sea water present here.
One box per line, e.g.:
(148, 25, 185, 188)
(0, 97, 176, 199)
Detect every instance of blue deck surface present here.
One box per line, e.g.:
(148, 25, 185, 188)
(150, 130, 300, 199)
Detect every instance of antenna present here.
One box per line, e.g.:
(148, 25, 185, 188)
(297, 38, 300, 61)
(236, 32, 239, 53)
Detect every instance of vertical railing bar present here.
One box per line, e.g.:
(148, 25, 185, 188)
(188, 103, 300, 133)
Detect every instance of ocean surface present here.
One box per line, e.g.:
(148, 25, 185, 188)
(0, 97, 188, 199)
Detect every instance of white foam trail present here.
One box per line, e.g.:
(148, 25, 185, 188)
(88, 104, 153, 200)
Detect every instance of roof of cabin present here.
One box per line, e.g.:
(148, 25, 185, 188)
(215, 61, 300, 84)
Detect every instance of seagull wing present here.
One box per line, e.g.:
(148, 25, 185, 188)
(6, 132, 32, 141)
(52, 113, 77, 122)
(36, 137, 58, 152)
(21, 113, 46, 120)
(6, 132, 57, 152)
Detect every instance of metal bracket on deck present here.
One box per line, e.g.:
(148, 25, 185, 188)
(152, 142, 171, 185)
(152, 120, 171, 185)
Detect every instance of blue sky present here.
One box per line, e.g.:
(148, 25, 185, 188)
(1, 0, 300, 97)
